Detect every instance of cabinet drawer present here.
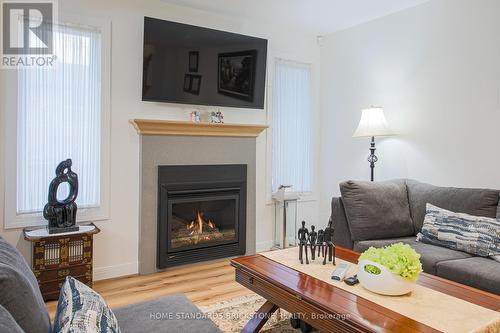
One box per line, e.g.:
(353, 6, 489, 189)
(39, 275, 91, 296)
(35, 264, 91, 283)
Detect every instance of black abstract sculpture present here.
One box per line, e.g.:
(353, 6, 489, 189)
(43, 159, 79, 234)
(298, 221, 309, 265)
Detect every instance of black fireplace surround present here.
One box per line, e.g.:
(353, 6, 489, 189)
(157, 165, 247, 268)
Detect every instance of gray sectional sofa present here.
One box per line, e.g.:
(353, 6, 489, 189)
(0, 236, 221, 333)
(332, 179, 500, 295)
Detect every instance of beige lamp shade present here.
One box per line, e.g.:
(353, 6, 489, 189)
(353, 107, 394, 138)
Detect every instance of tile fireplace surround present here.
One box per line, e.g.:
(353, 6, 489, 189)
(135, 120, 264, 274)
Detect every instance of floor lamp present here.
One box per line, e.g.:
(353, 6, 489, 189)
(353, 107, 394, 181)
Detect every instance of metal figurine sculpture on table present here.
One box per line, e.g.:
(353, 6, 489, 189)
(296, 220, 336, 267)
(43, 159, 80, 234)
(316, 229, 324, 258)
(322, 219, 336, 265)
(298, 221, 309, 264)
(309, 225, 317, 260)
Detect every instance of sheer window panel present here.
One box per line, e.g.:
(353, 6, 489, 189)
(271, 59, 313, 194)
(3, 17, 111, 228)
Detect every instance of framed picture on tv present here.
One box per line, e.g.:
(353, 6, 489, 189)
(183, 74, 202, 95)
(218, 50, 257, 101)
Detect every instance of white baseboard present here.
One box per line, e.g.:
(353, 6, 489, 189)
(256, 240, 274, 252)
(93, 261, 138, 281)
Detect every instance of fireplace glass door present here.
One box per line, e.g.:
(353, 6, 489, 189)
(167, 192, 239, 252)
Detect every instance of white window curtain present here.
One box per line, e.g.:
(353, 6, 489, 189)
(16, 23, 102, 214)
(272, 59, 313, 193)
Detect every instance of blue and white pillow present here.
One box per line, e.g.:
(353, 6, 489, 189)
(417, 203, 500, 262)
(417, 204, 500, 262)
(53, 277, 120, 333)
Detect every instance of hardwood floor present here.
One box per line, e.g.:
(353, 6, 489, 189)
(46, 259, 254, 318)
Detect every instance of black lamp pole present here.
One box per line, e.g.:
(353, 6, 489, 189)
(367, 136, 378, 182)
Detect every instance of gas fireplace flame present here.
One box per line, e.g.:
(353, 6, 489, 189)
(186, 210, 217, 244)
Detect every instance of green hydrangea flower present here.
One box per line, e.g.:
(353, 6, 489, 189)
(359, 243, 423, 281)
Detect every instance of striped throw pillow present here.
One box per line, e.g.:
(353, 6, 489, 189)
(417, 203, 500, 262)
(53, 277, 120, 333)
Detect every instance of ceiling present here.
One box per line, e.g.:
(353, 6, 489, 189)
(160, 0, 430, 35)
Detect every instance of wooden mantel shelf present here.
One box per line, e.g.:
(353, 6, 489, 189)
(130, 119, 268, 138)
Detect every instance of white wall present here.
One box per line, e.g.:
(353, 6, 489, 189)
(319, 0, 500, 221)
(0, 0, 321, 279)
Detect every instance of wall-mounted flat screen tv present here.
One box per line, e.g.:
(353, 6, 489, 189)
(142, 17, 268, 109)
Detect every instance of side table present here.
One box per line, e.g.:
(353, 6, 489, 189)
(23, 223, 100, 301)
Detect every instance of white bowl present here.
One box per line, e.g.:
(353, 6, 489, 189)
(357, 259, 416, 296)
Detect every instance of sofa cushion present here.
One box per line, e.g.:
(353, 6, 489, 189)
(410, 242, 472, 274)
(354, 237, 472, 274)
(353, 237, 417, 253)
(340, 180, 414, 241)
(0, 304, 24, 333)
(114, 294, 222, 333)
(0, 236, 51, 333)
(53, 276, 120, 333)
(406, 180, 500, 233)
(417, 204, 500, 261)
(436, 257, 500, 295)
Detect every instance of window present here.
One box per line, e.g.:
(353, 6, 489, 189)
(271, 59, 313, 193)
(3, 18, 110, 228)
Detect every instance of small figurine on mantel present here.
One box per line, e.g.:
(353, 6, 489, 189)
(210, 110, 224, 123)
(322, 219, 336, 265)
(190, 110, 201, 123)
(298, 220, 309, 264)
(43, 159, 79, 234)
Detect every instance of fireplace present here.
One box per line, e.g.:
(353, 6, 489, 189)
(157, 165, 246, 268)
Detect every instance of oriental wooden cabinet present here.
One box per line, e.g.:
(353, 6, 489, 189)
(23, 224, 100, 301)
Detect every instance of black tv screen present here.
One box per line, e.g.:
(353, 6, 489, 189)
(142, 17, 268, 109)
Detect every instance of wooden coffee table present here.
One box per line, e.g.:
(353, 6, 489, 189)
(231, 247, 500, 333)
